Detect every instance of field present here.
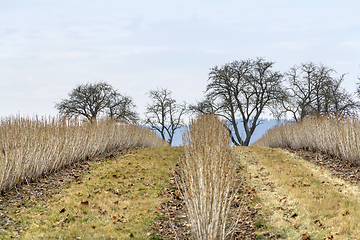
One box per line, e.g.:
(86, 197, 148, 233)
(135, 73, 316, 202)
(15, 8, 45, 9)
(1, 146, 359, 239)
(236, 146, 360, 239)
(1, 115, 360, 239)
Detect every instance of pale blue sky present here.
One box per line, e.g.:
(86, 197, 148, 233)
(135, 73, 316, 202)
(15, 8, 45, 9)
(1, 0, 360, 118)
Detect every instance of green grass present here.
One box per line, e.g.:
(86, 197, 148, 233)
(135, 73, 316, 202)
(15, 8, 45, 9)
(3, 145, 360, 239)
(235, 146, 360, 240)
(0, 147, 183, 240)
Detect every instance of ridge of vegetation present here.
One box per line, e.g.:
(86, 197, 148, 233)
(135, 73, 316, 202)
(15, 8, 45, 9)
(177, 114, 238, 239)
(254, 115, 360, 166)
(0, 116, 167, 192)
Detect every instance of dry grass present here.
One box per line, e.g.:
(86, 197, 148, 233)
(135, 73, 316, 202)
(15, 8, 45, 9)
(1, 146, 183, 239)
(0, 115, 168, 192)
(177, 114, 238, 239)
(253, 116, 360, 166)
(235, 146, 360, 239)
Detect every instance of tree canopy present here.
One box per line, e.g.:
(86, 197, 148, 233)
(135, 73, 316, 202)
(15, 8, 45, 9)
(145, 88, 187, 146)
(277, 62, 359, 121)
(55, 82, 138, 123)
(191, 58, 284, 146)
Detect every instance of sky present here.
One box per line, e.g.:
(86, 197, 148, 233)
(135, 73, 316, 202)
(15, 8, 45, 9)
(1, 0, 360, 120)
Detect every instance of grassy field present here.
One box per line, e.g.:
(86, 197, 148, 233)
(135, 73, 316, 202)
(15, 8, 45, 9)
(236, 146, 360, 240)
(1, 145, 360, 239)
(0, 147, 182, 239)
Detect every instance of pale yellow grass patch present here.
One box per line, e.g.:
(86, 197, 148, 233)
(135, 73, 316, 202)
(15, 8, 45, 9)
(10, 147, 183, 240)
(235, 146, 360, 240)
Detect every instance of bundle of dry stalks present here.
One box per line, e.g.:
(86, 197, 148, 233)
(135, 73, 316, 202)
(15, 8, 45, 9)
(178, 114, 238, 239)
(0, 115, 167, 192)
(253, 115, 360, 165)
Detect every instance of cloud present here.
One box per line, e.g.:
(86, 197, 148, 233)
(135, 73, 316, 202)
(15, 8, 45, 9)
(270, 41, 312, 51)
(1, 28, 17, 35)
(340, 41, 360, 47)
(0, 0, 360, 117)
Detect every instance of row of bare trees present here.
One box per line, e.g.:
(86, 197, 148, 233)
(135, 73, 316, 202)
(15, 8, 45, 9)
(190, 58, 360, 146)
(55, 82, 187, 146)
(55, 58, 360, 146)
(278, 62, 358, 121)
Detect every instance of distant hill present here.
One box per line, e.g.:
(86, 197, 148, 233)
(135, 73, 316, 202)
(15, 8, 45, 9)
(171, 118, 286, 146)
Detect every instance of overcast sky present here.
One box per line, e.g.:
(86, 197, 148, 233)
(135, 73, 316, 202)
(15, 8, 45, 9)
(1, 0, 360, 119)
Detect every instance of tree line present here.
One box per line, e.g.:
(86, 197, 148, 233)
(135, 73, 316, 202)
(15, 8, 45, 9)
(55, 58, 360, 146)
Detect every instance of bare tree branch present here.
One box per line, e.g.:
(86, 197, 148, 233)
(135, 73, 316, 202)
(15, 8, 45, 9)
(145, 88, 187, 146)
(190, 58, 284, 146)
(55, 81, 139, 123)
(280, 63, 359, 120)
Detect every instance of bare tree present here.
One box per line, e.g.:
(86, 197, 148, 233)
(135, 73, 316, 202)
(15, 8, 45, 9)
(107, 93, 139, 123)
(191, 58, 284, 146)
(55, 81, 139, 123)
(278, 63, 323, 121)
(278, 63, 358, 121)
(145, 88, 187, 146)
(326, 75, 359, 116)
